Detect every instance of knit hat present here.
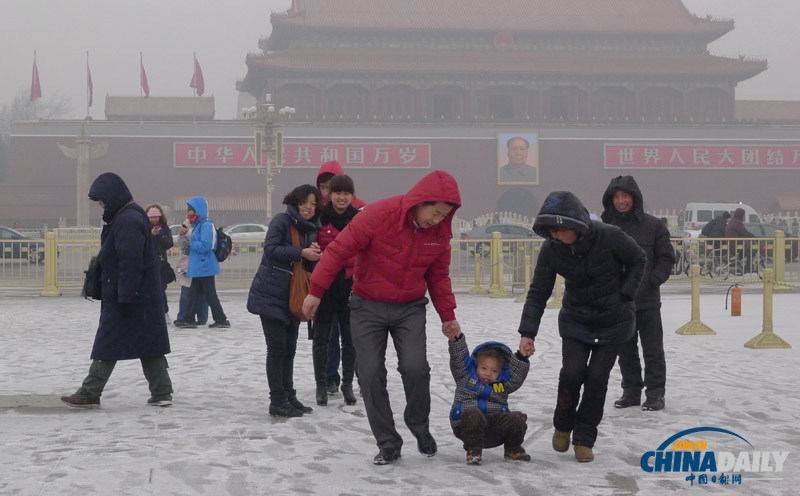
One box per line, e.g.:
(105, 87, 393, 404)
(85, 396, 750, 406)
(147, 207, 162, 217)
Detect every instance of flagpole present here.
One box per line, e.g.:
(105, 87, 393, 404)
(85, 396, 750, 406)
(33, 50, 37, 119)
(86, 51, 90, 119)
(193, 53, 197, 123)
(139, 52, 143, 122)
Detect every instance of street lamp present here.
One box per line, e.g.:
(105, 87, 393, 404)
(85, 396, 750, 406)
(253, 93, 295, 221)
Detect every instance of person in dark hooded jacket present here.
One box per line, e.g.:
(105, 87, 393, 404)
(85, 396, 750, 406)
(518, 191, 646, 463)
(725, 207, 756, 272)
(302, 170, 462, 465)
(61, 172, 173, 409)
(601, 176, 674, 412)
(247, 184, 322, 418)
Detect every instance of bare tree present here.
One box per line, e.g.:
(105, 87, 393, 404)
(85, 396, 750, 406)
(0, 88, 72, 137)
(0, 89, 71, 180)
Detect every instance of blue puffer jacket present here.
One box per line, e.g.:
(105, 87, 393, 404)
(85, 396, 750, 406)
(247, 205, 320, 323)
(186, 196, 220, 278)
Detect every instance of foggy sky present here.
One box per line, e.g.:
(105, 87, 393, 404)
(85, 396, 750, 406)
(1, 0, 798, 121)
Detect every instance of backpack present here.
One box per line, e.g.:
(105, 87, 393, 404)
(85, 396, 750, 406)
(213, 225, 232, 262)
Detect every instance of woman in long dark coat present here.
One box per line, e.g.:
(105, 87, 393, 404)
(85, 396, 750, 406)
(247, 184, 322, 417)
(61, 172, 173, 408)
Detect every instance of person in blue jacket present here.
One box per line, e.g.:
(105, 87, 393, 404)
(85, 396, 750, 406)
(178, 196, 230, 328)
(61, 172, 173, 408)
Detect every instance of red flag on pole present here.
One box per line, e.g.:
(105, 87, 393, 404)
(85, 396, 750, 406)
(30, 55, 42, 102)
(190, 55, 205, 96)
(140, 60, 150, 97)
(87, 64, 94, 108)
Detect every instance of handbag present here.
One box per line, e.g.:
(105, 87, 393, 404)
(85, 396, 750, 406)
(81, 254, 102, 300)
(288, 224, 311, 322)
(160, 259, 176, 285)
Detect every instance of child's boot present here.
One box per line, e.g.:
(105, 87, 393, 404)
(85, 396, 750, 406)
(504, 448, 531, 462)
(466, 448, 482, 465)
(574, 445, 594, 463)
(552, 430, 570, 452)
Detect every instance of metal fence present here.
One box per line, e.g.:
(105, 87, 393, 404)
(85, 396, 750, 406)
(3, 231, 799, 294)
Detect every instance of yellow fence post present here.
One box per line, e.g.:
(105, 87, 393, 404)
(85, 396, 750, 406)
(468, 251, 489, 295)
(39, 231, 61, 297)
(744, 268, 792, 349)
(546, 274, 563, 309)
(489, 231, 511, 298)
(675, 264, 715, 335)
(515, 255, 531, 303)
(772, 230, 791, 291)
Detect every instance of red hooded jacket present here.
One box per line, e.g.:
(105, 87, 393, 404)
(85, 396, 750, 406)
(309, 171, 461, 322)
(316, 160, 367, 209)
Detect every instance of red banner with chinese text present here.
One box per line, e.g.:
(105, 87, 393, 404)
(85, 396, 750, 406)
(174, 142, 431, 168)
(604, 144, 800, 169)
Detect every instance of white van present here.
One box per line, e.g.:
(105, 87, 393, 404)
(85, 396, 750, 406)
(683, 202, 762, 229)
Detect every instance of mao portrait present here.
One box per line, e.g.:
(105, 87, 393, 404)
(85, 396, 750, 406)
(497, 133, 539, 185)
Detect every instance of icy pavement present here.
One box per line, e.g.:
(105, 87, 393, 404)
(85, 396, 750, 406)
(0, 287, 798, 495)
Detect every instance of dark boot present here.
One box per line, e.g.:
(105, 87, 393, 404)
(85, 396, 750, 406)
(642, 396, 665, 411)
(288, 396, 313, 414)
(269, 399, 303, 417)
(315, 383, 328, 406)
(341, 382, 357, 405)
(614, 392, 641, 409)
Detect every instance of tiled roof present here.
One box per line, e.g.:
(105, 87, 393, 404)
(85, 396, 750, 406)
(736, 100, 800, 122)
(246, 49, 766, 79)
(273, 0, 732, 36)
(105, 96, 215, 121)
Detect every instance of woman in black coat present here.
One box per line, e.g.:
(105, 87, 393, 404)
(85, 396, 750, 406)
(517, 191, 646, 463)
(61, 172, 173, 409)
(145, 203, 174, 314)
(247, 184, 322, 417)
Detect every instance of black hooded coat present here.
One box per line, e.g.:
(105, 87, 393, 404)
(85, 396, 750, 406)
(88, 173, 171, 360)
(518, 191, 647, 345)
(601, 176, 674, 311)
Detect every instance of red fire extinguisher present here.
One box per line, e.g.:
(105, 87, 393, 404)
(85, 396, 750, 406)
(726, 284, 742, 316)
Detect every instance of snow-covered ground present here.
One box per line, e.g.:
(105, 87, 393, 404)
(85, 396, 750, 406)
(1, 286, 798, 495)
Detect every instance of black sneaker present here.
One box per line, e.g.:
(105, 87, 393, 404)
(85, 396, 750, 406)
(147, 397, 173, 407)
(269, 399, 303, 417)
(61, 393, 100, 409)
(209, 320, 231, 328)
(415, 431, 437, 457)
(614, 393, 641, 409)
(174, 320, 197, 329)
(642, 396, 665, 411)
(373, 447, 401, 465)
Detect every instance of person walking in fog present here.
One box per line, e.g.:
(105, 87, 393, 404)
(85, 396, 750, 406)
(303, 170, 462, 465)
(601, 176, 674, 412)
(518, 191, 646, 462)
(176, 196, 230, 329)
(247, 185, 322, 418)
(61, 172, 173, 409)
(311, 174, 359, 407)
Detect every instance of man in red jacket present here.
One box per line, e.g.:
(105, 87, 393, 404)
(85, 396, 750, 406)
(303, 170, 462, 465)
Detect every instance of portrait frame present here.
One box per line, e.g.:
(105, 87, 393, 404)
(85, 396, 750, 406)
(497, 131, 539, 185)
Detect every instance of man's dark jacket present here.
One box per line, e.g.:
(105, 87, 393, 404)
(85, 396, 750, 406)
(601, 176, 675, 311)
(88, 172, 170, 361)
(518, 191, 647, 346)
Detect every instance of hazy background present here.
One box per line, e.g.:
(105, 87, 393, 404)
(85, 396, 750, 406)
(1, 0, 798, 120)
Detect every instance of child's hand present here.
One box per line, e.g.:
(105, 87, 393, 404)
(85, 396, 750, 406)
(442, 320, 461, 341)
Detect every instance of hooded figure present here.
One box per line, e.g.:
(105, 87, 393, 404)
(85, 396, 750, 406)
(601, 176, 674, 311)
(305, 170, 462, 465)
(61, 172, 172, 409)
(601, 175, 674, 413)
(518, 191, 646, 462)
(725, 208, 754, 238)
(316, 160, 367, 209)
(88, 173, 170, 360)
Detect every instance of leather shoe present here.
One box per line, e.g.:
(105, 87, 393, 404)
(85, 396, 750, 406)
(415, 431, 437, 456)
(614, 393, 641, 409)
(642, 396, 665, 411)
(373, 447, 401, 465)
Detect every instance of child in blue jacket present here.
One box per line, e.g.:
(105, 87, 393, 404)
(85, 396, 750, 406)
(448, 330, 530, 464)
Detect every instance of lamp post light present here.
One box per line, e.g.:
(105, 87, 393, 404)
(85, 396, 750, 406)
(253, 93, 295, 221)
